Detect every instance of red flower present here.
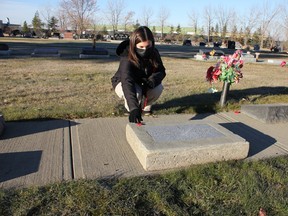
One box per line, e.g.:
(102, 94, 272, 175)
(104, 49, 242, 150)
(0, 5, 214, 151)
(206, 66, 214, 82)
(280, 61, 286, 67)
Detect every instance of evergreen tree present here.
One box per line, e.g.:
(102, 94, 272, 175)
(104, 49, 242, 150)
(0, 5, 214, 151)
(102, 25, 108, 35)
(170, 25, 174, 34)
(252, 28, 261, 45)
(176, 24, 181, 34)
(22, 21, 29, 34)
(48, 16, 58, 34)
(133, 20, 140, 30)
(152, 26, 156, 34)
(32, 11, 43, 37)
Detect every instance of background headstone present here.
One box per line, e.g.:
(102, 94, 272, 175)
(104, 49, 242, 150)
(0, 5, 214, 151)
(0, 115, 5, 136)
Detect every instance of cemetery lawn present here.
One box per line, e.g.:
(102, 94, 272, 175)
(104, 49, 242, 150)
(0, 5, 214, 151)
(1, 56, 288, 121)
(1, 156, 288, 215)
(1, 48, 288, 215)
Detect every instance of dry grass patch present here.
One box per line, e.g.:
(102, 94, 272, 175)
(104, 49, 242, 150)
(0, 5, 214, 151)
(1, 56, 288, 120)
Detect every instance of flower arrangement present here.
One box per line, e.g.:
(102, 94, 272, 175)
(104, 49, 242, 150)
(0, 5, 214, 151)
(206, 50, 244, 84)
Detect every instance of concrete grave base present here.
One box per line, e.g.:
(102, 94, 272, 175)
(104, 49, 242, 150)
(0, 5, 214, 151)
(0, 50, 11, 56)
(31, 48, 61, 57)
(267, 59, 285, 65)
(241, 53, 256, 63)
(126, 121, 249, 171)
(241, 104, 288, 123)
(79, 47, 109, 59)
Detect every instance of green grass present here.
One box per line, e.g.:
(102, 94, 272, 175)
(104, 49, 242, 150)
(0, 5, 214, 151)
(1, 157, 288, 215)
(1, 38, 288, 215)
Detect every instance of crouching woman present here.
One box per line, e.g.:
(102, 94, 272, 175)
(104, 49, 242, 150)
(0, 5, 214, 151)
(111, 26, 166, 123)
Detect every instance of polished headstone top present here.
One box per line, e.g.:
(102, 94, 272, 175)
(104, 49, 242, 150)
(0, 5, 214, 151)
(145, 124, 224, 142)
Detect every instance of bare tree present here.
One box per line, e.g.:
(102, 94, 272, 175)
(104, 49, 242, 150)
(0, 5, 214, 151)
(59, 0, 98, 35)
(188, 10, 199, 35)
(282, 5, 288, 40)
(268, 20, 284, 47)
(123, 11, 134, 33)
(158, 6, 170, 40)
(257, 1, 282, 48)
(105, 0, 125, 35)
(57, 9, 69, 32)
(202, 6, 214, 43)
(214, 6, 234, 40)
(40, 5, 53, 29)
(141, 6, 154, 27)
(239, 7, 260, 46)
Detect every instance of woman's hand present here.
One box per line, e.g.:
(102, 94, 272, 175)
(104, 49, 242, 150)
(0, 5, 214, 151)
(129, 109, 143, 123)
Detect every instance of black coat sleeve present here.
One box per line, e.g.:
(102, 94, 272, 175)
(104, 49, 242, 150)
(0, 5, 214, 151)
(118, 57, 141, 111)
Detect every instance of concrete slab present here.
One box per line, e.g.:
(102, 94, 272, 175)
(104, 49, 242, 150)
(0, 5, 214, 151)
(0, 120, 72, 188)
(241, 53, 256, 63)
(0, 50, 11, 56)
(70, 117, 146, 179)
(31, 48, 61, 57)
(216, 112, 288, 159)
(267, 59, 284, 65)
(1, 112, 287, 189)
(241, 104, 288, 123)
(126, 121, 249, 171)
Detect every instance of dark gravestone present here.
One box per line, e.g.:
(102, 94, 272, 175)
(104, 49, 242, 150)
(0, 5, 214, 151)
(81, 47, 109, 55)
(79, 38, 109, 58)
(0, 44, 9, 50)
(241, 104, 288, 123)
(0, 43, 10, 56)
(0, 115, 5, 136)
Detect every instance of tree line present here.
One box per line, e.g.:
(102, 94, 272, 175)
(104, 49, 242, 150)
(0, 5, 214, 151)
(18, 0, 288, 49)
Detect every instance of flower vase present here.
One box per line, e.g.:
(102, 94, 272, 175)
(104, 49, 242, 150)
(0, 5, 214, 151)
(219, 81, 230, 107)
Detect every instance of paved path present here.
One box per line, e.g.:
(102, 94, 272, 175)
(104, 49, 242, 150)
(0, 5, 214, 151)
(0, 112, 287, 189)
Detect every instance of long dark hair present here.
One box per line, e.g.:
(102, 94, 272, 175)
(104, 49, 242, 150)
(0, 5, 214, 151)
(128, 26, 158, 68)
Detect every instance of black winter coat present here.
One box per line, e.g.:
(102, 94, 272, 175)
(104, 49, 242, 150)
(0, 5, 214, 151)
(111, 40, 166, 111)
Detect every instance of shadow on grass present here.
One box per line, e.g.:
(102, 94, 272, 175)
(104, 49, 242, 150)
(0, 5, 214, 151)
(155, 86, 288, 113)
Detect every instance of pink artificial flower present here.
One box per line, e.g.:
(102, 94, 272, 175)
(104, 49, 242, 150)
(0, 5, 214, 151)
(212, 73, 219, 81)
(221, 55, 229, 63)
(280, 61, 286, 67)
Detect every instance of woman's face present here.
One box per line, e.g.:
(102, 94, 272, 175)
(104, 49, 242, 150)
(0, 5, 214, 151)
(136, 40, 152, 49)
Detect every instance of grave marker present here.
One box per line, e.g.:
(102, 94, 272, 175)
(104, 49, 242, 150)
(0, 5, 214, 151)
(126, 121, 249, 171)
(79, 37, 109, 59)
(0, 43, 11, 56)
